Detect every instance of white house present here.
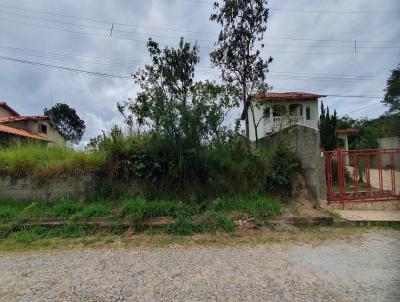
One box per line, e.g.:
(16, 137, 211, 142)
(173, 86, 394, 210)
(242, 92, 326, 141)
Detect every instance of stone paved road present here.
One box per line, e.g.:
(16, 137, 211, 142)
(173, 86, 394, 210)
(0, 230, 399, 302)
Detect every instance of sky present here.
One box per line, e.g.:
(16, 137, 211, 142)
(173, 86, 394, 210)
(0, 0, 399, 145)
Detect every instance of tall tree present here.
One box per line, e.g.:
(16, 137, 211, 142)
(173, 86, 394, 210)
(44, 103, 85, 143)
(118, 38, 237, 148)
(383, 64, 400, 115)
(210, 0, 273, 144)
(319, 102, 338, 151)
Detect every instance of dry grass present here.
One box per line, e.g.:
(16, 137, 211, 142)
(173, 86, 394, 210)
(1, 225, 397, 253)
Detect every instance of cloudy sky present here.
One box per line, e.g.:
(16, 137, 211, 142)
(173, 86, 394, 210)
(0, 0, 399, 145)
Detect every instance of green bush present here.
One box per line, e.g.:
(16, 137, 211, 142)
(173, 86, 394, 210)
(213, 212, 234, 232)
(0, 205, 19, 220)
(51, 199, 83, 217)
(210, 193, 281, 219)
(266, 140, 300, 195)
(48, 221, 92, 238)
(166, 217, 213, 236)
(79, 203, 111, 218)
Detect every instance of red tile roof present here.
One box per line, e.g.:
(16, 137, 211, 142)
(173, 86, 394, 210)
(0, 102, 20, 116)
(0, 115, 49, 123)
(251, 92, 326, 102)
(0, 124, 51, 142)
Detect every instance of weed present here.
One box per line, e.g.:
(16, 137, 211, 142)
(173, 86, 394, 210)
(0, 143, 105, 177)
(325, 210, 342, 220)
(47, 221, 91, 238)
(79, 203, 111, 219)
(166, 217, 213, 236)
(210, 193, 281, 219)
(214, 212, 235, 232)
(0, 205, 19, 220)
(51, 199, 83, 217)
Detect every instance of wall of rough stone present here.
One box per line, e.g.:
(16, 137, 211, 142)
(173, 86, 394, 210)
(269, 125, 326, 203)
(0, 172, 98, 201)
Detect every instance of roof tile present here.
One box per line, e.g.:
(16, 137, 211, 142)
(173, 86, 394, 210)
(251, 92, 326, 102)
(0, 124, 51, 142)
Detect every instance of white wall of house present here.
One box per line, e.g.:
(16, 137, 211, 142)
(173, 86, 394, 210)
(247, 99, 319, 141)
(0, 107, 13, 118)
(27, 120, 66, 147)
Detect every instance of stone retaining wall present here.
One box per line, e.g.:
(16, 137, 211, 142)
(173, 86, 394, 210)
(0, 172, 98, 201)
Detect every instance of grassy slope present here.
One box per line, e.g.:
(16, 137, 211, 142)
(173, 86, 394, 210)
(0, 144, 105, 176)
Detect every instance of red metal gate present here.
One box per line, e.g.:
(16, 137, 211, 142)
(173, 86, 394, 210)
(324, 149, 400, 204)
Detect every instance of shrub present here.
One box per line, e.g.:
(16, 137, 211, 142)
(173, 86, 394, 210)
(80, 203, 111, 218)
(51, 199, 83, 217)
(120, 198, 146, 229)
(213, 212, 235, 232)
(48, 221, 91, 238)
(166, 217, 213, 236)
(266, 140, 300, 195)
(0, 205, 19, 220)
(210, 194, 281, 219)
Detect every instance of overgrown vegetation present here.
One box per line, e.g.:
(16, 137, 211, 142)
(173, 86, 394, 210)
(0, 2, 302, 245)
(0, 144, 105, 176)
(0, 194, 282, 240)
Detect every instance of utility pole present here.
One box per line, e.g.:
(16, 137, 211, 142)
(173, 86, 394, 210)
(110, 23, 114, 37)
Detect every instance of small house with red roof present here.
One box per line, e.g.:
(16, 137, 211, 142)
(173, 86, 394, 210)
(0, 102, 66, 147)
(242, 92, 326, 141)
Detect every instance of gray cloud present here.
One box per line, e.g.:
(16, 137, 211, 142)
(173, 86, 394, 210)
(0, 0, 399, 144)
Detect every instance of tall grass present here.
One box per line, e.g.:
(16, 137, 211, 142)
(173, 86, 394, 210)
(0, 144, 105, 176)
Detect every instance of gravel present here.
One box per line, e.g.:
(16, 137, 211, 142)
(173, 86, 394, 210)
(0, 229, 399, 302)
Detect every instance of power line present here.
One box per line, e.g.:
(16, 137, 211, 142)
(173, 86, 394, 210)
(326, 94, 382, 99)
(0, 55, 132, 80)
(341, 102, 384, 115)
(3, 9, 399, 49)
(0, 45, 391, 84)
(0, 56, 388, 98)
(0, 54, 388, 102)
(1, 3, 400, 45)
(3, 17, 400, 56)
(179, 0, 400, 14)
(0, 48, 390, 83)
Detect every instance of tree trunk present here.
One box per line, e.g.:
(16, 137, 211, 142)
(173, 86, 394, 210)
(249, 102, 259, 146)
(242, 83, 250, 141)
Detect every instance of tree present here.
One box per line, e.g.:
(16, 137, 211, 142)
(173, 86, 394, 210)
(210, 0, 273, 144)
(383, 64, 400, 115)
(319, 102, 338, 151)
(118, 38, 238, 149)
(44, 103, 85, 143)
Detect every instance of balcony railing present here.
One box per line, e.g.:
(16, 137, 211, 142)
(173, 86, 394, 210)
(265, 116, 306, 133)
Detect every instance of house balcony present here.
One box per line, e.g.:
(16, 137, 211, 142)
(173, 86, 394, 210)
(264, 116, 315, 134)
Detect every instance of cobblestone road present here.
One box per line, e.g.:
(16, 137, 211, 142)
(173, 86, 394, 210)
(0, 229, 399, 302)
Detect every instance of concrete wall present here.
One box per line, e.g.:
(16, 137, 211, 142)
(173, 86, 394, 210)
(269, 125, 326, 202)
(378, 137, 400, 168)
(0, 172, 98, 201)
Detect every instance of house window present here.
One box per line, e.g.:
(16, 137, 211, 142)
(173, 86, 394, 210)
(39, 124, 47, 134)
(299, 105, 303, 116)
(306, 107, 311, 120)
(263, 106, 270, 117)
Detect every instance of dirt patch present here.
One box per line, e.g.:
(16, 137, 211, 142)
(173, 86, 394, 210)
(284, 173, 326, 219)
